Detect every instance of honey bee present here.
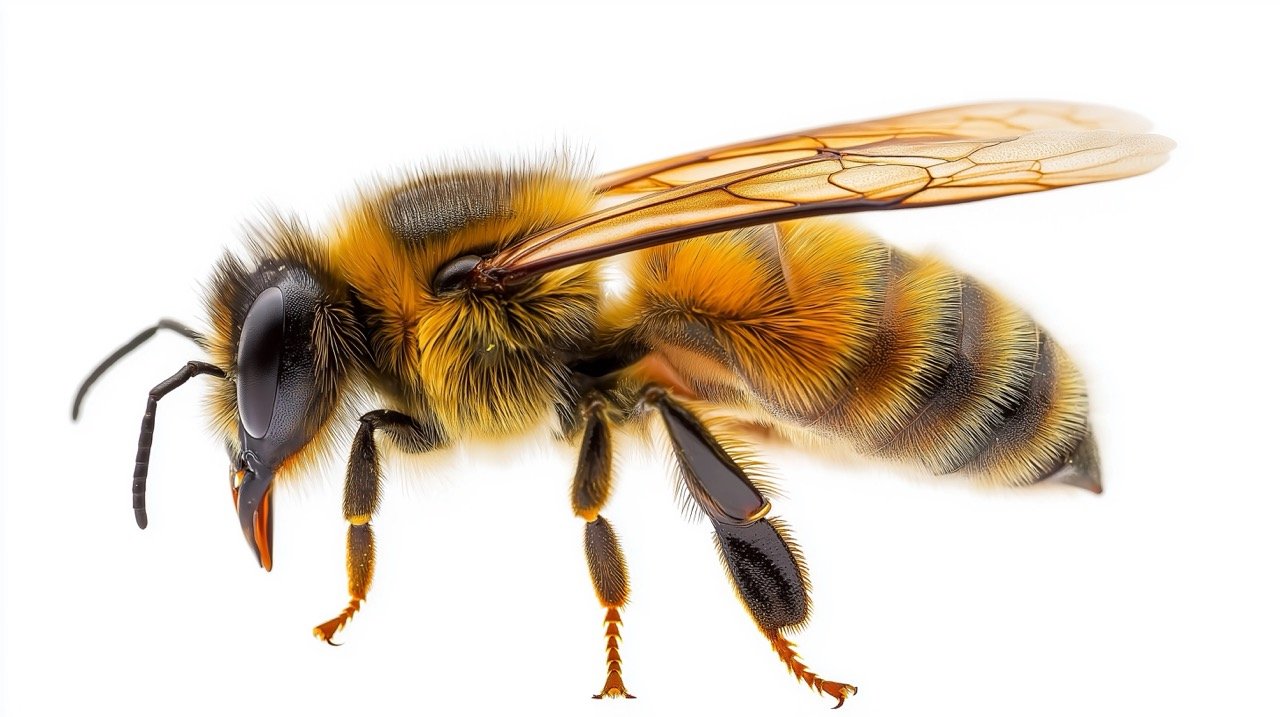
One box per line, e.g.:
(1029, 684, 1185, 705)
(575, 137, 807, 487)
(74, 101, 1172, 707)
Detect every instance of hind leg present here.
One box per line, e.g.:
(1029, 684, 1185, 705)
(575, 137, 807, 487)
(645, 386, 857, 707)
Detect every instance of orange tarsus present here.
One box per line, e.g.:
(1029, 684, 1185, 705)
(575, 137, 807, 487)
(593, 606, 635, 699)
(765, 629, 857, 709)
(314, 599, 363, 646)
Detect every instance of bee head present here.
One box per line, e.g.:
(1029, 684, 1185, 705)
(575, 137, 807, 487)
(206, 218, 364, 570)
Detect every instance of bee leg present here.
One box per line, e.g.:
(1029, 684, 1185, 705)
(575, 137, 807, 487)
(645, 387, 857, 708)
(313, 409, 445, 645)
(584, 518, 634, 700)
(571, 394, 635, 699)
(715, 520, 858, 708)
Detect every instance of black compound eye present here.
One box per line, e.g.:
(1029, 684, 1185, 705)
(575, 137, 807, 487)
(236, 287, 284, 439)
(432, 255, 481, 295)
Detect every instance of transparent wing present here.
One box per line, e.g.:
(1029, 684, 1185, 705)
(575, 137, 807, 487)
(597, 101, 1156, 196)
(471, 107, 1173, 290)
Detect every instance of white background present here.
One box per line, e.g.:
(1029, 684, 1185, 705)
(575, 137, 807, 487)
(3, 1, 1277, 716)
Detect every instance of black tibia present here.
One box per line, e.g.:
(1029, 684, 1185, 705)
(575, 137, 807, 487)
(72, 318, 203, 421)
(585, 517, 628, 607)
(133, 361, 227, 530)
(571, 396, 613, 520)
(713, 519, 808, 631)
(316, 409, 445, 645)
(344, 421, 379, 520)
(647, 388, 769, 525)
(343, 409, 446, 519)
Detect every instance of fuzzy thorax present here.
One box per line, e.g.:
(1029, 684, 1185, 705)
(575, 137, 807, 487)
(328, 158, 602, 440)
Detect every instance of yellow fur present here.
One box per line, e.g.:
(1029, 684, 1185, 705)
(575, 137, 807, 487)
(817, 252, 962, 448)
(202, 166, 1093, 489)
(614, 221, 887, 423)
(609, 218, 1091, 487)
(327, 164, 600, 439)
(973, 342, 1089, 485)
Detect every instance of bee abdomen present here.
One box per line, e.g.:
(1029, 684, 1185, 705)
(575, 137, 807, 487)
(874, 278, 1027, 471)
(809, 250, 963, 448)
(962, 330, 1090, 485)
(876, 278, 1091, 486)
(805, 245, 1091, 485)
(623, 220, 1093, 487)
(875, 280, 1002, 472)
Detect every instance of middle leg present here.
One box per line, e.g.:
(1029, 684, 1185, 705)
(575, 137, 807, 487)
(570, 392, 636, 699)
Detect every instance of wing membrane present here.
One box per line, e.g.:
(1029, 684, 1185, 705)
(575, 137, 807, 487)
(471, 106, 1172, 290)
(597, 101, 1154, 196)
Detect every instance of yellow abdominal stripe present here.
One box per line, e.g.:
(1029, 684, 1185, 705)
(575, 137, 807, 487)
(612, 218, 1090, 486)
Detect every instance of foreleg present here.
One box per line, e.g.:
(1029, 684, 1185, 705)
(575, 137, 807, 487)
(313, 409, 446, 643)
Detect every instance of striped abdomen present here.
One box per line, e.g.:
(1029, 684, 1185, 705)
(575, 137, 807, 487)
(617, 219, 1098, 489)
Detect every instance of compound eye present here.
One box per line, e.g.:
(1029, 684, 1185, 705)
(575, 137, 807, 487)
(236, 287, 284, 439)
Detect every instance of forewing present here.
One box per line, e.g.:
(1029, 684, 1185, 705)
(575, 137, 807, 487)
(472, 126, 1173, 289)
(597, 101, 1155, 196)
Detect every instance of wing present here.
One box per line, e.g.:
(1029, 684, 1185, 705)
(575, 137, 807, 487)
(470, 104, 1173, 291)
(596, 101, 1155, 196)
